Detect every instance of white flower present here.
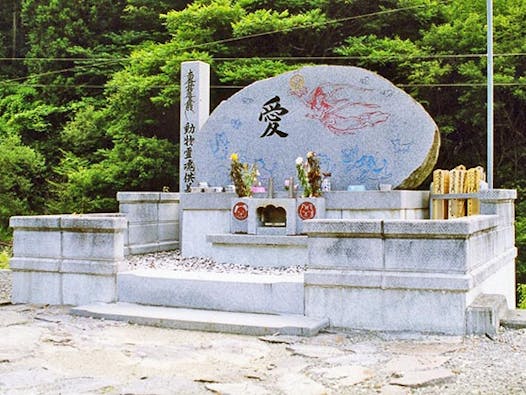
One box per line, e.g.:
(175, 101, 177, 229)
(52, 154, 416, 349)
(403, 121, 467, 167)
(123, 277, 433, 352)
(295, 157, 303, 166)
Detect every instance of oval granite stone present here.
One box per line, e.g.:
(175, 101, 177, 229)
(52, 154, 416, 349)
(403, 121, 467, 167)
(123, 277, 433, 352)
(192, 65, 439, 191)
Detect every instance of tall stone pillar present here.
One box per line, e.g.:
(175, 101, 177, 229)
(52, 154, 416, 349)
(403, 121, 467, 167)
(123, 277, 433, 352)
(179, 61, 210, 193)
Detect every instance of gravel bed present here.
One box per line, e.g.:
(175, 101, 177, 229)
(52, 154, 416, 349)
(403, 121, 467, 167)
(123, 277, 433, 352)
(125, 249, 306, 275)
(0, 269, 11, 303)
(0, 250, 303, 302)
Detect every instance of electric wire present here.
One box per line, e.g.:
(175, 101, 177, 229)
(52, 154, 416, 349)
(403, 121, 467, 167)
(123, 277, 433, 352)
(1, 52, 526, 62)
(1, 82, 525, 90)
(1, 0, 524, 90)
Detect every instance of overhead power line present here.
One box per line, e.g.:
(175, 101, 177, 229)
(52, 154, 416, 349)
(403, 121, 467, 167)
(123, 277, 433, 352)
(0, 58, 125, 85)
(1, 0, 524, 89)
(0, 1, 454, 85)
(3, 82, 526, 90)
(0, 57, 131, 61)
(1, 52, 526, 62)
(176, 2, 441, 52)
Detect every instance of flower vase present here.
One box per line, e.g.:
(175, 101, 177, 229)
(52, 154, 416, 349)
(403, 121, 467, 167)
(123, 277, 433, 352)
(230, 197, 251, 234)
(296, 197, 326, 234)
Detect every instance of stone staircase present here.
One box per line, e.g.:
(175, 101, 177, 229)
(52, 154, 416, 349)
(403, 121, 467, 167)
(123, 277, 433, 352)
(70, 270, 526, 336)
(71, 269, 329, 336)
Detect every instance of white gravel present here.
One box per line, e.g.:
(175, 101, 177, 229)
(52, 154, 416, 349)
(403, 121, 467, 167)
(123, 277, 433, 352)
(0, 250, 304, 302)
(125, 250, 306, 275)
(0, 269, 11, 303)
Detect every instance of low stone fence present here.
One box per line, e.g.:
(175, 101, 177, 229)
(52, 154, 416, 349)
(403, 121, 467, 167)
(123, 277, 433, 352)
(8, 192, 182, 306)
(117, 192, 180, 255)
(7, 189, 516, 336)
(303, 190, 517, 334)
(9, 214, 127, 305)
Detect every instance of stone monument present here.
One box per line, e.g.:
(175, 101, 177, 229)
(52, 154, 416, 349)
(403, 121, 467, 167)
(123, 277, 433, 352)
(179, 61, 210, 193)
(189, 65, 439, 191)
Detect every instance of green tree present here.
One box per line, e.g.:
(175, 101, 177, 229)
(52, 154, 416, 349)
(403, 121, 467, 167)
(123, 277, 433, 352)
(2, 0, 526, 298)
(0, 0, 25, 79)
(0, 134, 45, 239)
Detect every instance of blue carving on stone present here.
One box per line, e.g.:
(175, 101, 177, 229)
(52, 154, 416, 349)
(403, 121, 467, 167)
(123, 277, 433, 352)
(342, 147, 392, 187)
(390, 134, 414, 154)
(209, 132, 230, 160)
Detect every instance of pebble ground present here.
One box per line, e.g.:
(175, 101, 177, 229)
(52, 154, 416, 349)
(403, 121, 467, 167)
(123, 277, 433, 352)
(1, 252, 525, 394)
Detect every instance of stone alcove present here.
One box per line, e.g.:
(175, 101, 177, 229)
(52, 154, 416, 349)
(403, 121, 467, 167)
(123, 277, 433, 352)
(257, 205, 287, 228)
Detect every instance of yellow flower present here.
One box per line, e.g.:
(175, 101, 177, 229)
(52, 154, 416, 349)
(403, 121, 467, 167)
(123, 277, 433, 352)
(230, 153, 239, 161)
(307, 151, 315, 159)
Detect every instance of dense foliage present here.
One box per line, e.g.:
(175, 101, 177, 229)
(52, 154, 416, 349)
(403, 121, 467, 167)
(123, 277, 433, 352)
(1, 0, 525, 301)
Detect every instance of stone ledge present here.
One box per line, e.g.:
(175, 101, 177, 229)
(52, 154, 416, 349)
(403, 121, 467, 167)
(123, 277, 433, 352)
(466, 293, 509, 335)
(61, 260, 123, 275)
(430, 189, 517, 201)
(180, 191, 432, 211)
(10, 214, 127, 232)
(10, 257, 60, 272)
(383, 215, 499, 238)
(10, 257, 123, 275)
(118, 270, 304, 314)
(325, 191, 429, 209)
(303, 219, 382, 236)
(10, 215, 61, 229)
(71, 302, 329, 336)
(304, 269, 471, 291)
(117, 192, 180, 203)
(121, 269, 302, 283)
(303, 216, 500, 239)
(180, 192, 235, 210)
(501, 309, 526, 329)
(127, 241, 180, 255)
(61, 215, 127, 231)
(305, 247, 516, 291)
(469, 247, 517, 287)
(207, 234, 308, 246)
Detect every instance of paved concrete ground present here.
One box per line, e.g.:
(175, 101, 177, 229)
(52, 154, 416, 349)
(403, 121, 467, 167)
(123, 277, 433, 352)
(1, 304, 526, 394)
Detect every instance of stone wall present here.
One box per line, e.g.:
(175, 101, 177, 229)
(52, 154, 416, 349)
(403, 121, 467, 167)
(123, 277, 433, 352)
(8, 188, 516, 336)
(9, 192, 182, 306)
(180, 190, 429, 266)
(117, 192, 180, 255)
(9, 214, 127, 305)
(303, 189, 517, 335)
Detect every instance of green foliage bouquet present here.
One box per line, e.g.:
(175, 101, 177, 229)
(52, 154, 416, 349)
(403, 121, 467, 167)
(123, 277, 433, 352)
(229, 153, 258, 197)
(296, 151, 322, 198)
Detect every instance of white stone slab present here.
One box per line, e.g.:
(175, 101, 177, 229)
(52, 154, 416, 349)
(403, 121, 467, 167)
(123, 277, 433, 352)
(11, 271, 62, 305)
(62, 273, 117, 305)
(304, 286, 466, 334)
(117, 270, 304, 314)
(71, 302, 329, 336)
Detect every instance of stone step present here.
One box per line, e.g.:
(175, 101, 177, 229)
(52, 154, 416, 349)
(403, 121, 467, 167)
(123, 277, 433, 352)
(466, 294, 509, 335)
(117, 269, 304, 314)
(71, 302, 329, 336)
(500, 309, 526, 329)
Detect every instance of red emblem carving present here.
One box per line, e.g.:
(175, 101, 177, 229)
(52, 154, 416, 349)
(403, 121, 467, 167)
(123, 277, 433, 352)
(232, 202, 248, 221)
(298, 201, 316, 220)
(291, 82, 390, 135)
